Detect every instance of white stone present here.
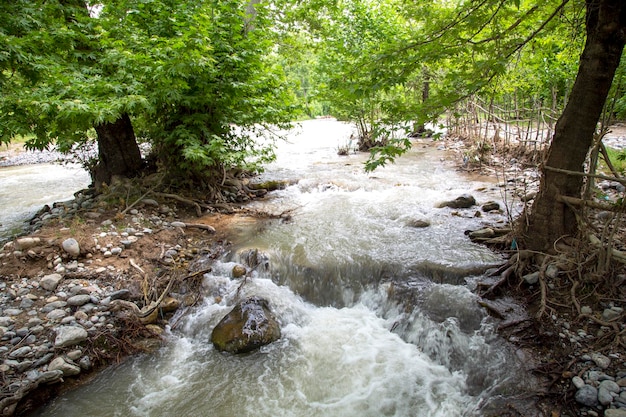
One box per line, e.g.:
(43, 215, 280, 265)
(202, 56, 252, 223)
(54, 326, 88, 348)
(591, 352, 611, 369)
(40, 273, 63, 291)
(523, 271, 540, 285)
(48, 356, 81, 376)
(14, 237, 41, 251)
(545, 264, 559, 279)
(603, 307, 623, 321)
(61, 238, 80, 257)
(581, 305, 593, 315)
(572, 376, 585, 389)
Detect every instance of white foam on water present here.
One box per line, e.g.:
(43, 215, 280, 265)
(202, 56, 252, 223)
(126, 276, 477, 417)
(35, 276, 484, 417)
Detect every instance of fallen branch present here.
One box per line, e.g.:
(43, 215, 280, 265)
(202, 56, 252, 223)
(129, 258, 150, 305)
(544, 165, 626, 186)
(181, 268, 212, 282)
(536, 257, 550, 319)
(183, 223, 216, 233)
(480, 263, 515, 297)
(121, 177, 163, 215)
(110, 274, 177, 324)
(557, 195, 626, 213)
(588, 234, 626, 264)
(477, 299, 505, 319)
(153, 192, 205, 217)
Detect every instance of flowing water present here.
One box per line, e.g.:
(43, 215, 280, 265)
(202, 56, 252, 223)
(34, 119, 534, 417)
(0, 163, 91, 241)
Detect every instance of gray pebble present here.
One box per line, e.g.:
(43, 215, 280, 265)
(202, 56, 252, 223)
(46, 309, 68, 320)
(4, 308, 23, 316)
(575, 384, 598, 407)
(598, 386, 614, 406)
(600, 379, 621, 393)
(61, 238, 80, 257)
(67, 294, 92, 306)
(42, 301, 67, 313)
(9, 346, 32, 359)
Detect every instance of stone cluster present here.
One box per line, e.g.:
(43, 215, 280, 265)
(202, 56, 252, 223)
(0, 271, 124, 413)
(0, 190, 219, 415)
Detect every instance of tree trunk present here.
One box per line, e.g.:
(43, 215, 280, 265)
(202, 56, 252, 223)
(521, 0, 626, 251)
(93, 113, 143, 190)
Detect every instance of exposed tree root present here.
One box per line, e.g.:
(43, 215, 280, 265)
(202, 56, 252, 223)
(110, 273, 176, 324)
(153, 192, 205, 217)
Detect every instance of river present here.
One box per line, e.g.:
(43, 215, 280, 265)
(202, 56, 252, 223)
(32, 119, 534, 416)
(0, 163, 91, 241)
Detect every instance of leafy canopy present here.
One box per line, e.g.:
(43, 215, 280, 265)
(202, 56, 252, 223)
(0, 0, 299, 184)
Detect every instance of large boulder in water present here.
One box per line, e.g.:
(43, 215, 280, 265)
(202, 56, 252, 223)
(211, 297, 281, 354)
(437, 194, 476, 209)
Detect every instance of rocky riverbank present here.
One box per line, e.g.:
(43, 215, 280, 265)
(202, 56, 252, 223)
(0, 187, 239, 416)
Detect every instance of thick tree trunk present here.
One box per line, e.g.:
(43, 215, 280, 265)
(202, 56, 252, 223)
(93, 113, 143, 190)
(521, 0, 626, 251)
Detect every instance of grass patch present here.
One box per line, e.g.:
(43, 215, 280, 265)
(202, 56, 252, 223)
(602, 147, 626, 175)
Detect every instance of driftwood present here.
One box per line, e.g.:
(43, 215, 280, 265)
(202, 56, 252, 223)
(588, 234, 626, 264)
(557, 195, 626, 213)
(153, 192, 207, 217)
(182, 223, 216, 233)
(544, 165, 626, 186)
(0, 371, 64, 416)
(110, 274, 176, 324)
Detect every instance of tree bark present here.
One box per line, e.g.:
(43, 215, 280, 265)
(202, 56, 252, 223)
(521, 0, 626, 251)
(93, 113, 143, 189)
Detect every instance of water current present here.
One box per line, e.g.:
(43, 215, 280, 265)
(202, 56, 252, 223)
(34, 119, 534, 416)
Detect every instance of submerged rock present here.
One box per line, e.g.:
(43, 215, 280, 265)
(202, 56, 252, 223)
(211, 297, 281, 354)
(481, 201, 500, 212)
(232, 264, 247, 278)
(406, 219, 431, 228)
(437, 194, 476, 209)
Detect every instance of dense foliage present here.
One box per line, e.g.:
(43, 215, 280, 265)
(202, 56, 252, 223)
(1, 0, 299, 187)
(288, 0, 594, 169)
(1, 0, 624, 185)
